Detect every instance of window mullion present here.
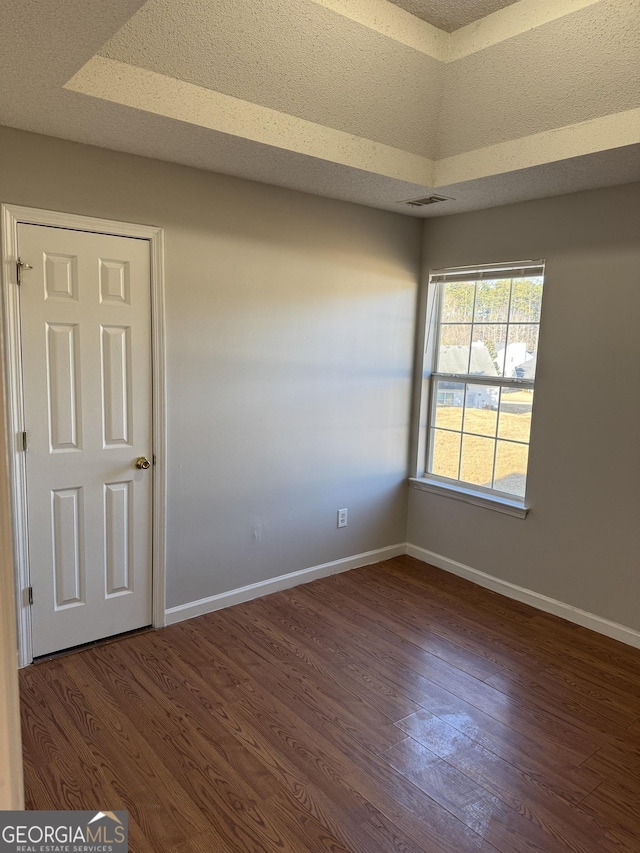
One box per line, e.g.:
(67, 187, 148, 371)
(503, 276, 514, 378)
(431, 373, 534, 390)
(457, 382, 467, 480)
(468, 283, 478, 374)
(491, 387, 501, 488)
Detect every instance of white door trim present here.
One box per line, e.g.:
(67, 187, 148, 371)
(1, 204, 167, 667)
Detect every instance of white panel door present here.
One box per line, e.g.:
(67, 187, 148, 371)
(18, 223, 152, 657)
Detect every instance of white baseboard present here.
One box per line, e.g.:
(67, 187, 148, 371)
(165, 543, 406, 626)
(166, 540, 640, 651)
(406, 543, 640, 650)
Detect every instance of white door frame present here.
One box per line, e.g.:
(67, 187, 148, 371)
(1, 204, 167, 667)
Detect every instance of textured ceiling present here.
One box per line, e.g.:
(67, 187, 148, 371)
(98, 0, 640, 162)
(386, 0, 521, 32)
(0, 0, 638, 218)
(439, 1, 640, 157)
(100, 0, 442, 156)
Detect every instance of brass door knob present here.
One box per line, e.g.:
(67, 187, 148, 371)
(135, 456, 151, 470)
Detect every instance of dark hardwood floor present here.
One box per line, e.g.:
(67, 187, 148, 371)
(19, 555, 640, 852)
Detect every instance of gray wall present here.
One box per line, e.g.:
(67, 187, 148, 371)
(0, 126, 421, 609)
(3, 125, 639, 635)
(408, 182, 640, 630)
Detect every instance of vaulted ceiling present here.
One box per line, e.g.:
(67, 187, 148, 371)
(1, 0, 638, 216)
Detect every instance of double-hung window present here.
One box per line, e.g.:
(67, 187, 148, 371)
(416, 260, 545, 514)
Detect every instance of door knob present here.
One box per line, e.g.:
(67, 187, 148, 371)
(135, 456, 151, 470)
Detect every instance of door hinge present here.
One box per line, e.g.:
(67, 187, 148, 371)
(16, 258, 33, 286)
(27, 587, 33, 606)
(21, 431, 28, 451)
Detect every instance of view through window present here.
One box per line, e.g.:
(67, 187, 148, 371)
(426, 262, 544, 502)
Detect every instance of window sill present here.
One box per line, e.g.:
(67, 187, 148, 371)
(409, 478, 529, 518)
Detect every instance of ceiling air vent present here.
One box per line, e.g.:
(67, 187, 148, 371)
(400, 194, 453, 207)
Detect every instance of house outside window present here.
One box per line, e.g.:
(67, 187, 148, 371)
(414, 260, 545, 515)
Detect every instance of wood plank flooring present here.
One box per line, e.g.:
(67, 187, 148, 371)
(19, 555, 640, 852)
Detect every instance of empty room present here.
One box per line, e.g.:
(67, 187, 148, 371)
(1, 0, 639, 850)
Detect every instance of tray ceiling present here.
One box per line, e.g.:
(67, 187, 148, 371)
(386, 0, 522, 32)
(0, 0, 638, 217)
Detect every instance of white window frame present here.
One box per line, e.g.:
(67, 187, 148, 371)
(410, 260, 545, 518)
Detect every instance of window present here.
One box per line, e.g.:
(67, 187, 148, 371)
(417, 261, 544, 512)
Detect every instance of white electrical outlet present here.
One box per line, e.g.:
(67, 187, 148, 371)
(337, 508, 348, 528)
